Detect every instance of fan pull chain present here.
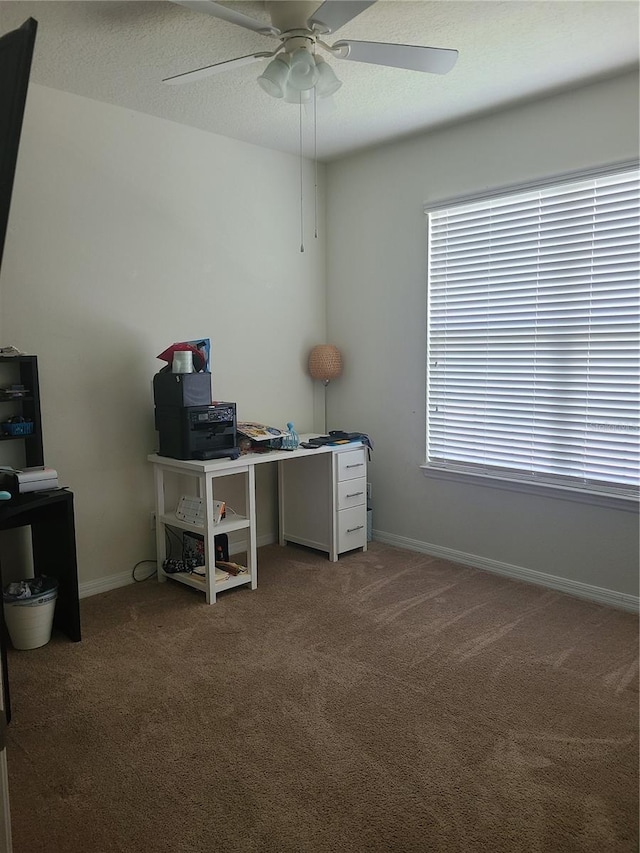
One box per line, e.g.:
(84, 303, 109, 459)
(314, 86, 318, 239)
(299, 94, 304, 253)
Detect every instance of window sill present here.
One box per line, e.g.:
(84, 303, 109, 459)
(420, 465, 639, 513)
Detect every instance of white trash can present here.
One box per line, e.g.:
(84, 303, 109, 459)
(3, 580, 58, 650)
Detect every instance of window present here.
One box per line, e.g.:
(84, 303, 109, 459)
(426, 166, 640, 501)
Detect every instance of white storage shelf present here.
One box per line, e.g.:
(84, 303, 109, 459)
(159, 511, 250, 536)
(158, 565, 252, 594)
(157, 510, 253, 595)
(150, 458, 257, 605)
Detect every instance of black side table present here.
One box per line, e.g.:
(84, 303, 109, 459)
(0, 488, 82, 720)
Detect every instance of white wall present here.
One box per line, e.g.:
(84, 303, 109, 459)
(2, 74, 638, 604)
(326, 71, 640, 601)
(0, 84, 326, 587)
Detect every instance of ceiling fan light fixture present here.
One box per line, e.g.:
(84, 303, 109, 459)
(288, 47, 319, 91)
(314, 56, 342, 98)
(257, 54, 290, 98)
(284, 84, 312, 104)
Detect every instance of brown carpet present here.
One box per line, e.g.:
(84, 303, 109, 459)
(5, 542, 639, 853)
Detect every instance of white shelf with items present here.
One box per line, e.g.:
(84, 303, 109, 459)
(165, 565, 253, 596)
(150, 456, 257, 604)
(158, 511, 251, 536)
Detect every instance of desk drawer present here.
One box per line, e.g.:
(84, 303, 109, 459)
(338, 506, 367, 553)
(336, 448, 366, 482)
(337, 477, 366, 510)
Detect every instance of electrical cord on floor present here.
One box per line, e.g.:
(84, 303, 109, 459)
(132, 525, 184, 583)
(132, 560, 157, 583)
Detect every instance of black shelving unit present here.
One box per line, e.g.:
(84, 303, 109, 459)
(0, 354, 44, 467)
(0, 354, 82, 721)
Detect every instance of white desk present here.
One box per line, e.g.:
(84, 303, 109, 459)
(148, 436, 367, 604)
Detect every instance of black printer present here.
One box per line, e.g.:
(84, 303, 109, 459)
(153, 371, 239, 461)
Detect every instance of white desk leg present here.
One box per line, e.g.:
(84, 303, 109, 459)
(330, 454, 338, 562)
(154, 465, 167, 583)
(247, 466, 257, 589)
(277, 460, 285, 547)
(204, 472, 216, 605)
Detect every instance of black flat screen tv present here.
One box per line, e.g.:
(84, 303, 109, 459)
(0, 18, 37, 275)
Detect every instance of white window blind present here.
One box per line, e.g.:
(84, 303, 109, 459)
(426, 167, 640, 499)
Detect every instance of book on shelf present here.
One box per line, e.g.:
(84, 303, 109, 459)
(190, 567, 231, 583)
(215, 561, 248, 576)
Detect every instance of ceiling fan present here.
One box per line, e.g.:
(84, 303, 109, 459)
(164, 1, 459, 100)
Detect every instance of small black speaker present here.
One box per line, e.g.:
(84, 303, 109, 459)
(214, 533, 229, 563)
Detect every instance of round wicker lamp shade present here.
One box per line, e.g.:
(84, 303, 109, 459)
(308, 345, 342, 385)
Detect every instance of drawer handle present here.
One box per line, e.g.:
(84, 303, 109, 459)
(346, 491, 364, 498)
(346, 525, 364, 533)
(345, 463, 364, 469)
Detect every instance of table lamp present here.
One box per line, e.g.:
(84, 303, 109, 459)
(308, 344, 342, 433)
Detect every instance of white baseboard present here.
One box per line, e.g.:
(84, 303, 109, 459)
(372, 529, 640, 613)
(78, 533, 278, 599)
(79, 530, 638, 613)
(79, 570, 134, 599)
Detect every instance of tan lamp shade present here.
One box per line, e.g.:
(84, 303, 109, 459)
(308, 345, 342, 385)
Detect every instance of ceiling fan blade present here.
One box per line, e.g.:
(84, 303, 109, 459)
(163, 53, 268, 85)
(333, 40, 458, 75)
(172, 1, 280, 36)
(308, 1, 377, 35)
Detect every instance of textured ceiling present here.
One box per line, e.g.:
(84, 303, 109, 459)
(0, 0, 638, 161)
